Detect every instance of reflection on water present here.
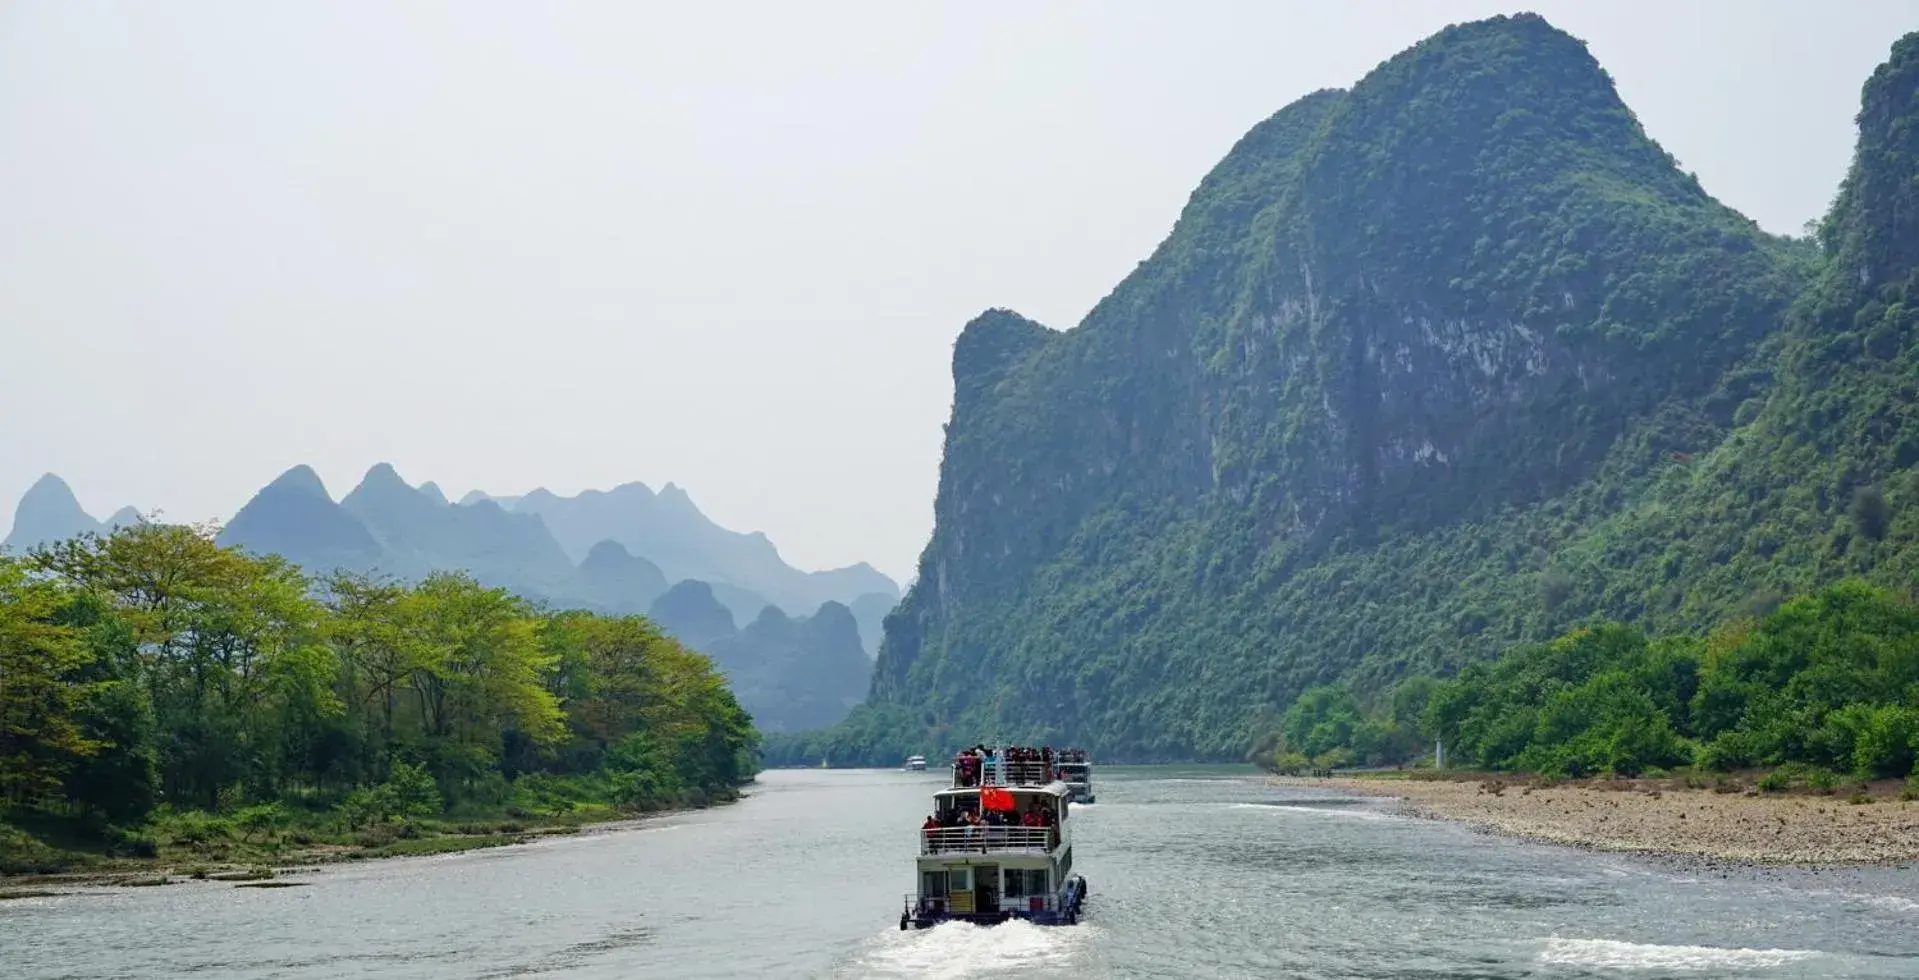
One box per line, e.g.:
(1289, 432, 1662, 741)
(4, 766, 1918, 978)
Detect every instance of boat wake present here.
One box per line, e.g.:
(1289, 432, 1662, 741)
(1537, 937, 1821, 971)
(839, 919, 1094, 978)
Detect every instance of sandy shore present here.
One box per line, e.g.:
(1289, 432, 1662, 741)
(1279, 775, 1919, 866)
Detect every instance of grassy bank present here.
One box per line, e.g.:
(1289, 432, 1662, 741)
(2, 785, 740, 884)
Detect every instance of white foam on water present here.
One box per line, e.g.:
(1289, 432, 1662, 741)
(1805, 887, 1919, 915)
(1233, 802, 1400, 822)
(1538, 938, 1821, 971)
(1862, 893, 1919, 914)
(844, 919, 1093, 978)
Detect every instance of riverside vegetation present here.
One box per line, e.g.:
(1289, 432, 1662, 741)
(9, 463, 895, 735)
(0, 523, 757, 876)
(1255, 581, 1919, 789)
(770, 19, 1919, 775)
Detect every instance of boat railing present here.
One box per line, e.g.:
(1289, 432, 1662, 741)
(949, 758, 1060, 788)
(919, 826, 1058, 855)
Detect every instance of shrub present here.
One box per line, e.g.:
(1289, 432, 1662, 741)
(1268, 751, 1311, 776)
(1848, 704, 1919, 778)
(150, 807, 235, 846)
(377, 761, 444, 818)
(234, 803, 287, 843)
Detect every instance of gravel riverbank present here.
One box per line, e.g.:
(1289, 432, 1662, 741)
(1279, 775, 1919, 865)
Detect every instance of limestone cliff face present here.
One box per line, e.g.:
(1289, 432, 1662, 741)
(868, 15, 1811, 757)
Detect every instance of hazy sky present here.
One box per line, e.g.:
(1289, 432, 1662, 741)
(2, 2, 1912, 581)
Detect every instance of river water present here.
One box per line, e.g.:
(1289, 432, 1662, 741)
(6, 766, 1919, 979)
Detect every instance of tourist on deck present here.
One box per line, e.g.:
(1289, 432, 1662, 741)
(955, 749, 979, 787)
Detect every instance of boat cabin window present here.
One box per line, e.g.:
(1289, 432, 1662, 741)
(1002, 868, 1048, 898)
(947, 867, 972, 892)
(921, 870, 948, 897)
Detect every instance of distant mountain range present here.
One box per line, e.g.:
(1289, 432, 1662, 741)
(0, 474, 142, 553)
(646, 581, 871, 733)
(466, 482, 897, 626)
(3, 465, 900, 731)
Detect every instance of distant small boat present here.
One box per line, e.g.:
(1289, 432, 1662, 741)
(904, 754, 927, 771)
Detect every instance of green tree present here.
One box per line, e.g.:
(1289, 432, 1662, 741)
(0, 557, 99, 809)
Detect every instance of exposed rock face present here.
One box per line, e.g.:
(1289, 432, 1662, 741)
(848, 591, 898, 659)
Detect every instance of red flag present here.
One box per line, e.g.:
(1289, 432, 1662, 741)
(981, 787, 1015, 812)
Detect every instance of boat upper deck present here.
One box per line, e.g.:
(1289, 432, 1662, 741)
(946, 746, 1090, 789)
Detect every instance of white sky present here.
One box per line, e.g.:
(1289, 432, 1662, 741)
(2, 1, 1912, 581)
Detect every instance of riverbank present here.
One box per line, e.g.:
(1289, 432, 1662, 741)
(0, 789, 741, 892)
(1278, 772, 1919, 865)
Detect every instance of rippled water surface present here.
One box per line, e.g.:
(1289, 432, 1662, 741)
(6, 767, 1919, 978)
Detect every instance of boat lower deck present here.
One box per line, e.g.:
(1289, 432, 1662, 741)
(901, 874, 1087, 929)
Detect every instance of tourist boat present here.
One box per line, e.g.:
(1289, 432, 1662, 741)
(1056, 749, 1094, 804)
(899, 747, 1088, 929)
(903, 754, 927, 771)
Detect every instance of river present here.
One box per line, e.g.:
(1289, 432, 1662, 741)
(5, 766, 1919, 978)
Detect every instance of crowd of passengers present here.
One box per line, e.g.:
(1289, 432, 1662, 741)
(920, 805, 1059, 852)
(950, 745, 1089, 788)
(922, 806, 1058, 832)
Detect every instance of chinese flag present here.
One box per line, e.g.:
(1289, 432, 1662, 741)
(981, 787, 1015, 811)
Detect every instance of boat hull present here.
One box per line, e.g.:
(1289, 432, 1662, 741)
(901, 876, 1087, 930)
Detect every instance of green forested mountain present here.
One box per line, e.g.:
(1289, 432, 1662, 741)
(789, 16, 1919, 765)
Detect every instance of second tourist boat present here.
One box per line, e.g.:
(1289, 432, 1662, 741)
(1055, 748, 1094, 803)
(900, 746, 1088, 929)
